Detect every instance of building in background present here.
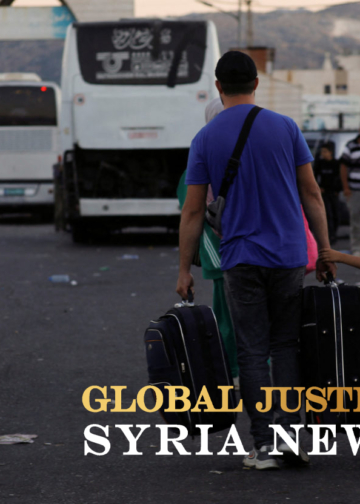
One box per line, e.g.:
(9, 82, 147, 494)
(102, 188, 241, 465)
(235, 47, 276, 75)
(232, 47, 302, 125)
(256, 74, 302, 126)
(335, 53, 360, 99)
(273, 53, 360, 97)
(272, 52, 360, 130)
(302, 94, 360, 131)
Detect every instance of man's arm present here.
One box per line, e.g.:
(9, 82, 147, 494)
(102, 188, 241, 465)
(296, 162, 337, 281)
(313, 159, 325, 193)
(176, 184, 208, 299)
(340, 163, 351, 198)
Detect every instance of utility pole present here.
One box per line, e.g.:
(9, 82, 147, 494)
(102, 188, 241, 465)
(195, 0, 242, 48)
(238, 0, 242, 48)
(245, 0, 253, 47)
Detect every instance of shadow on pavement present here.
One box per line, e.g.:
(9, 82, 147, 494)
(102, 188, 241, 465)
(0, 211, 54, 225)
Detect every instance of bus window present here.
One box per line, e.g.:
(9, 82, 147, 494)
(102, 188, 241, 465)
(0, 86, 57, 127)
(76, 21, 207, 86)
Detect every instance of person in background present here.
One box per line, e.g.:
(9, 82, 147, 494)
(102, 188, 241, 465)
(340, 131, 360, 256)
(314, 142, 341, 244)
(205, 97, 223, 124)
(176, 97, 239, 386)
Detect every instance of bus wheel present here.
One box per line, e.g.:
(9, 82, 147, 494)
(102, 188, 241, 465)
(72, 223, 88, 244)
(41, 207, 54, 223)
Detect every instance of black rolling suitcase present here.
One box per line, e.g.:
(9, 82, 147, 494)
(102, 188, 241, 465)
(144, 297, 237, 436)
(301, 275, 360, 432)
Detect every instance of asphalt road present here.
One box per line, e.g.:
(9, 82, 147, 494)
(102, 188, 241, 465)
(1, 223, 360, 504)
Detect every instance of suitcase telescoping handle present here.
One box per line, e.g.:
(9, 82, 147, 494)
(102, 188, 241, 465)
(174, 288, 195, 308)
(186, 288, 194, 304)
(324, 271, 336, 286)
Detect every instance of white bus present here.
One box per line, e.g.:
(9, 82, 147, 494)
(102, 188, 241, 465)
(59, 19, 221, 242)
(0, 74, 61, 217)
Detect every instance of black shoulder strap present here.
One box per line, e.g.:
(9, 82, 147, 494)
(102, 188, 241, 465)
(218, 105, 262, 199)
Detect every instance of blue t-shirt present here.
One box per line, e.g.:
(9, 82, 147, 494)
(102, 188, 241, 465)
(185, 104, 314, 271)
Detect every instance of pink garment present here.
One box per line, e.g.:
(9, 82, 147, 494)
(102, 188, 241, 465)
(302, 207, 318, 275)
(206, 185, 214, 206)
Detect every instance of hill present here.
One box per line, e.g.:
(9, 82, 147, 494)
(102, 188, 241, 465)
(0, 2, 360, 82)
(0, 40, 63, 83)
(185, 2, 360, 69)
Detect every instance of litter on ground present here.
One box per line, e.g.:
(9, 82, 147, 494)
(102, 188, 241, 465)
(0, 434, 38, 445)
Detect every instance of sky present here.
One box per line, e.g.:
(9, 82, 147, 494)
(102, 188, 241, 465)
(12, 0, 360, 16)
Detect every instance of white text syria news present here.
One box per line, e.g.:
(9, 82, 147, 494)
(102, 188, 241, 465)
(83, 423, 360, 457)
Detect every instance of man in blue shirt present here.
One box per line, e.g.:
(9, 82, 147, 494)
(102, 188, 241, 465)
(176, 51, 336, 470)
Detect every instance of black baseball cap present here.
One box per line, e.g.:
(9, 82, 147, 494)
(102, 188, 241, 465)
(215, 51, 257, 84)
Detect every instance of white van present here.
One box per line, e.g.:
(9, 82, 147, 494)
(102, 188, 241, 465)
(0, 73, 61, 216)
(59, 19, 221, 241)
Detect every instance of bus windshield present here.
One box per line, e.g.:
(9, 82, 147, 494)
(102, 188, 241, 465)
(0, 86, 57, 127)
(76, 21, 207, 86)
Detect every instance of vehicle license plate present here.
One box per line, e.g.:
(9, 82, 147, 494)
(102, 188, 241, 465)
(4, 188, 25, 196)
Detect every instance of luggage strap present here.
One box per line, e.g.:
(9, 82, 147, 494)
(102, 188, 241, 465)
(218, 105, 263, 199)
(326, 278, 347, 423)
(192, 306, 223, 410)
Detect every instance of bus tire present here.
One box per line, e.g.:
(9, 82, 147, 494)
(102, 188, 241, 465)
(71, 222, 88, 244)
(41, 207, 54, 223)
